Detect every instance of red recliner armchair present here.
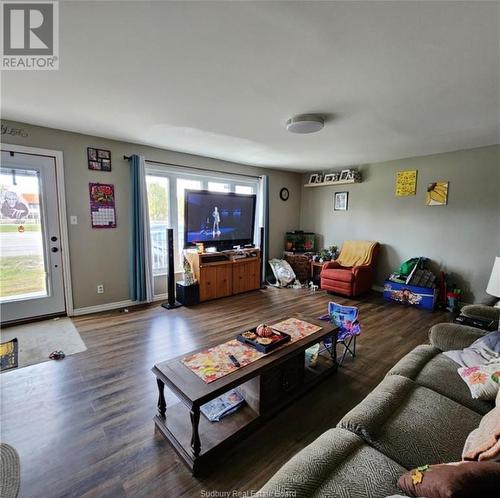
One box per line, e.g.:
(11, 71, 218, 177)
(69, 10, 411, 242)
(321, 241, 380, 297)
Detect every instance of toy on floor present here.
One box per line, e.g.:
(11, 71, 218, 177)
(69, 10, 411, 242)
(309, 281, 319, 292)
(49, 350, 65, 360)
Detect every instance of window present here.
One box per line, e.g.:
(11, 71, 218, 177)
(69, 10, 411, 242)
(235, 185, 254, 195)
(146, 175, 169, 275)
(145, 164, 263, 283)
(208, 182, 230, 192)
(176, 179, 202, 269)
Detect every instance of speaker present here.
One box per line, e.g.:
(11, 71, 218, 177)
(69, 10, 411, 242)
(161, 228, 181, 310)
(259, 226, 267, 288)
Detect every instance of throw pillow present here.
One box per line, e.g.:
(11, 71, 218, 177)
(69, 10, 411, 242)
(457, 361, 500, 400)
(398, 461, 500, 498)
(444, 330, 500, 367)
(462, 406, 500, 461)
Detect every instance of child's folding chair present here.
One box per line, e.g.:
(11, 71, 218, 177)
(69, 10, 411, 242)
(327, 302, 361, 366)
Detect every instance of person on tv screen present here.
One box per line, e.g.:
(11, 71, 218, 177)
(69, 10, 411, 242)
(212, 206, 221, 236)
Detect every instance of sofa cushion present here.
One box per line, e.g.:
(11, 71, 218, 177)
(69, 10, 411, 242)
(257, 428, 406, 498)
(387, 345, 493, 415)
(322, 268, 354, 283)
(337, 375, 482, 469)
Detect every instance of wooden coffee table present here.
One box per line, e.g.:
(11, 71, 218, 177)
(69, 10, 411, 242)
(152, 315, 338, 474)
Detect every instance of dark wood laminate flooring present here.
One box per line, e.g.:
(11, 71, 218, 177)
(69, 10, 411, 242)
(0, 288, 450, 497)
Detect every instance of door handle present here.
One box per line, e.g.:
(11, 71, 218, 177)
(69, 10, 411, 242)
(51, 247, 59, 253)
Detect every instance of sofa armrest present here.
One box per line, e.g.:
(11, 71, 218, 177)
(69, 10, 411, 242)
(429, 323, 487, 352)
(461, 304, 500, 322)
(323, 260, 341, 270)
(352, 265, 372, 276)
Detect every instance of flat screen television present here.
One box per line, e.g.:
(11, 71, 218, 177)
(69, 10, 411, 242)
(184, 190, 257, 250)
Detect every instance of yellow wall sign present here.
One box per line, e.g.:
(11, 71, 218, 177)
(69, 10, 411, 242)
(395, 170, 417, 196)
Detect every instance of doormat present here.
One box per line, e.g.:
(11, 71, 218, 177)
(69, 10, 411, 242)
(0, 318, 86, 371)
(0, 338, 18, 372)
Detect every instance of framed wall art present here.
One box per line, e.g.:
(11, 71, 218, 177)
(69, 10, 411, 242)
(88, 147, 112, 171)
(426, 181, 449, 206)
(334, 191, 348, 211)
(395, 170, 417, 196)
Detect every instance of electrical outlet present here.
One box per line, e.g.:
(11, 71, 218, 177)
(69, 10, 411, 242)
(97, 284, 104, 294)
(70, 215, 78, 225)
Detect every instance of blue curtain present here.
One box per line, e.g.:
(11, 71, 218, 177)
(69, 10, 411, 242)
(129, 154, 153, 302)
(260, 175, 270, 279)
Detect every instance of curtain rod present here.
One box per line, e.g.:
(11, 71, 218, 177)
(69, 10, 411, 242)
(123, 155, 262, 180)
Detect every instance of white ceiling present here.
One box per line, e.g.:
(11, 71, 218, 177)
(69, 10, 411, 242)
(2, 1, 499, 171)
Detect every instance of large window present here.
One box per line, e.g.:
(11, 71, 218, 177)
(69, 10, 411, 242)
(145, 165, 261, 288)
(146, 175, 169, 275)
(176, 179, 202, 267)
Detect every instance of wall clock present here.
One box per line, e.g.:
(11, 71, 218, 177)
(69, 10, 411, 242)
(280, 187, 290, 201)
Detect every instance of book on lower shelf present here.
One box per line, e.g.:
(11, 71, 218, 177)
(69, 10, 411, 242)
(200, 389, 246, 422)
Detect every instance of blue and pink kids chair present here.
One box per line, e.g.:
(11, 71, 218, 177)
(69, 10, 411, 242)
(322, 302, 362, 366)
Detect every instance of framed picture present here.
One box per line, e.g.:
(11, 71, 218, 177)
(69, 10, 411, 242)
(426, 181, 449, 206)
(395, 170, 417, 196)
(309, 173, 321, 184)
(324, 173, 337, 183)
(334, 191, 348, 211)
(339, 169, 350, 181)
(88, 147, 112, 171)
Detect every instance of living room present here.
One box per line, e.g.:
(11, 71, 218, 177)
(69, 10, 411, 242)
(1, 1, 499, 497)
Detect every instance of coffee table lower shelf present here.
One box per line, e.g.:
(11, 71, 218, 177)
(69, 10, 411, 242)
(154, 402, 259, 472)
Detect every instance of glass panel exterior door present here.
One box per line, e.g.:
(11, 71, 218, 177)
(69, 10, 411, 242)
(0, 151, 65, 322)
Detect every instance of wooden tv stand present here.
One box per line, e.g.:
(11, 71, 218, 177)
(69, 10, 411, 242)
(185, 249, 261, 302)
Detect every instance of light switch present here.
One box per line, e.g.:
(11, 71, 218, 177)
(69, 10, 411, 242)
(70, 216, 78, 225)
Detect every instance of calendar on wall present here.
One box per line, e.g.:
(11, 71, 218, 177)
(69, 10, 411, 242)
(89, 183, 116, 228)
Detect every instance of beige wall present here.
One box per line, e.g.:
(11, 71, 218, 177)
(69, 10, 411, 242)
(1, 120, 302, 310)
(300, 145, 500, 303)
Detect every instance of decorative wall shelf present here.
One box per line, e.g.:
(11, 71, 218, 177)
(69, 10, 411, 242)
(304, 179, 360, 188)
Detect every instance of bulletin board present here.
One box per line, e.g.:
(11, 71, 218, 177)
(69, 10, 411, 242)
(89, 183, 116, 228)
(395, 170, 417, 197)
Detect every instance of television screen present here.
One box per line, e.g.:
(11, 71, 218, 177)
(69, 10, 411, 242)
(184, 190, 256, 248)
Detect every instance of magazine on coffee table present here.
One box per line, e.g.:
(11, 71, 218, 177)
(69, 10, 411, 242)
(200, 389, 246, 422)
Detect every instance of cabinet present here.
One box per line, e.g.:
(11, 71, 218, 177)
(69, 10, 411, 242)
(186, 250, 261, 302)
(233, 260, 260, 294)
(199, 266, 218, 301)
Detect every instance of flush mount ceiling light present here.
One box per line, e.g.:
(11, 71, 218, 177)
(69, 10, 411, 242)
(286, 114, 324, 134)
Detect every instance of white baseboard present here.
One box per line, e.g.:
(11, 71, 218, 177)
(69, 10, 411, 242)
(71, 293, 168, 316)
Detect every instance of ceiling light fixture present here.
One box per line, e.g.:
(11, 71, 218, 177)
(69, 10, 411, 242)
(286, 114, 324, 134)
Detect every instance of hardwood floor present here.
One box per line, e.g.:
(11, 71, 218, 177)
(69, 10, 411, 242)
(0, 287, 450, 497)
